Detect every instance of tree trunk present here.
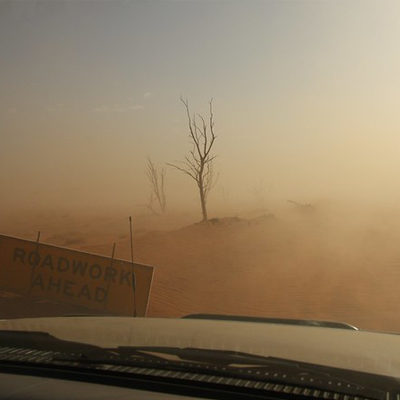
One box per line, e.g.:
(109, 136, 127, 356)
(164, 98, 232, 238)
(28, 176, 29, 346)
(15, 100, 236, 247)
(199, 185, 208, 221)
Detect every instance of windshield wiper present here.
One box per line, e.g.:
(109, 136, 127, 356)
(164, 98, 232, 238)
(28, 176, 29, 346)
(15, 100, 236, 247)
(0, 330, 306, 366)
(0, 330, 392, 398)
(102, 346, 321, 367)
(54, 346, 319, 369)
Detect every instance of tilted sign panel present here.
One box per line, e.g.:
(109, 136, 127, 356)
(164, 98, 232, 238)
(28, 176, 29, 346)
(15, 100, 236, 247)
(0, 235, 154, 316)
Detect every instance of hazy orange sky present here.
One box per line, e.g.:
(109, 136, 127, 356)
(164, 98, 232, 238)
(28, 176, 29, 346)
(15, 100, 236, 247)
(1, 1, 400, 216)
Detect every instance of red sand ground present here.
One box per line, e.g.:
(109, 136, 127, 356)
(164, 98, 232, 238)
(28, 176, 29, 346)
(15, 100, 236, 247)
(1, 209, 400, 333)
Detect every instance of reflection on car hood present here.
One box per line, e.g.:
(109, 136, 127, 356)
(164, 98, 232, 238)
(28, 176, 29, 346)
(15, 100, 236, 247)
(0, 316, 399, 378)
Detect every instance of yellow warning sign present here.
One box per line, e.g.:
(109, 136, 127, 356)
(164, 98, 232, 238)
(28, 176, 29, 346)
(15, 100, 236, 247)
(0, 234, 154, 316)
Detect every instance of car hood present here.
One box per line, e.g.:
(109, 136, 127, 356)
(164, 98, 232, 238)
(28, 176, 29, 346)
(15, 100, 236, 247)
(0, 316, 399, 378)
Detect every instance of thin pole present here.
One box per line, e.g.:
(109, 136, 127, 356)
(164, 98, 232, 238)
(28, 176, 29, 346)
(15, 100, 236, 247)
(129, 216, 137, 317)
(104, 242, 116, 311)
(111, 242, 116, 259)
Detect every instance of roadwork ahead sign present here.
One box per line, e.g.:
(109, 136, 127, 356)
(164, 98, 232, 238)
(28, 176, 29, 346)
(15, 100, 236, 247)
(0, 234, 154, 316)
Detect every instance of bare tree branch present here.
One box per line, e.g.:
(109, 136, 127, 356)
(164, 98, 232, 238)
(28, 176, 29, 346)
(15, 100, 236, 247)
(167, 162, 198, 181)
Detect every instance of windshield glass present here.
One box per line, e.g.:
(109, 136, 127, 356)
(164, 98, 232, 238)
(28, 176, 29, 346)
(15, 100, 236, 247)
(1, 0, 400, 339)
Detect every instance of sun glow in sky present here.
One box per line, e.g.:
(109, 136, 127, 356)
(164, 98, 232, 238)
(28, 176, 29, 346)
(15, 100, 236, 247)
(2, 1, 400, 215)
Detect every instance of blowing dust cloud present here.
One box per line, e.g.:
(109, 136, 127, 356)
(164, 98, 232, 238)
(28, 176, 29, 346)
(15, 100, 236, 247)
(2, 1, 400, 332)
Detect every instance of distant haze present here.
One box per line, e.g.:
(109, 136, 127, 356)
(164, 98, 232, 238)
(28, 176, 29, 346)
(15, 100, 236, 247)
(1, 1, 400, 217)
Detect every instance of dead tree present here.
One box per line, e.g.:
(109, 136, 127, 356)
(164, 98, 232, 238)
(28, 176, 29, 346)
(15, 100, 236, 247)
(168, 97, 217, 221)
(287, 200, 314, 213)
(146, 157, 167, 214)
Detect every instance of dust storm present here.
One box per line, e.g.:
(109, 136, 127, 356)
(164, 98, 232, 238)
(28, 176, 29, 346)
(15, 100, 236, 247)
(3, 0, 400, 333)
(2, 197, 400, 333)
